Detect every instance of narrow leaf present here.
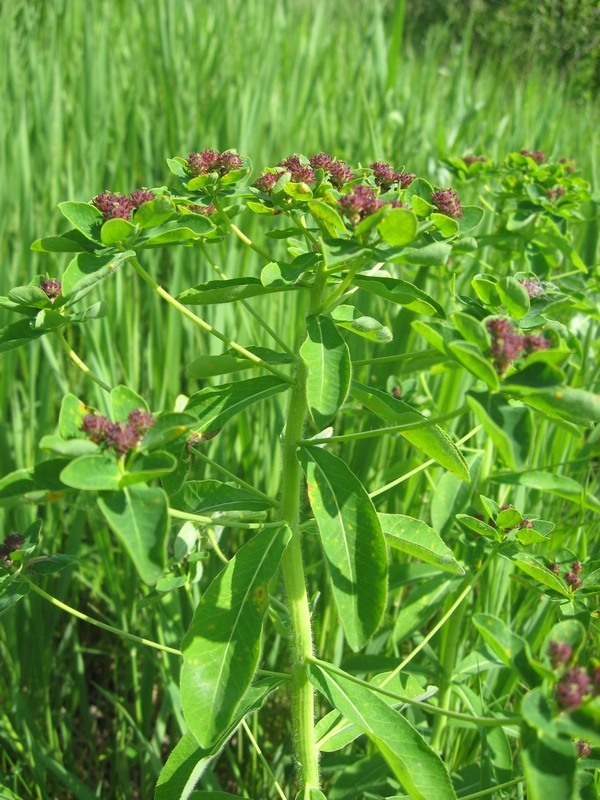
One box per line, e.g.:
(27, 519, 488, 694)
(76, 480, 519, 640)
(181, 526, 291, 747)
(171, 481, 273, 514)
(379, 513, 464, 575)
(300, 315, 351, 428)
(298, 447, 387, 651)
(185, 376, 289, 432)
(177, 277, 296, 305)
(353, 275, 444, 317)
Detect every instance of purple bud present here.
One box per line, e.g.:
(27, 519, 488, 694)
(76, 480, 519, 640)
(499, 503, 514, 512)
(395, 171, 415, 189)
(338, 185, 383, 226)
(130, 189, 155, 208)
(40, 278, 62, 302)
(217, 150, 243, 174)
(370, 161, 397, 189)
(564, 571, 583, 591)
(431, 188, 463, 219)
(517, 518, 534, 529)
(462, 156, 488, 166)
(81, 413, 111, 445)
(309, 152, 334, 171)
(278, 155, 315, 184)
(548, 563, 561, 575)
(328, 160, 354, 189)
(547, 640, 573, 669)
(253, 171, 281, 193)
(486, 318, 525, 374)
(127, 408, 155, 437)
(105, 422, 140, 456)
(576, 740, 592, 758)
(186, 203, 217, 216)
(92, 192, 135, 222)
(186, 149, 220, 176)
(547, 187, 566, 202)
(519, 278, 544, 298)
(556, 667, 591, 711)
(520, 149, 547, 165)
(571, 561, 583, 575)
(3, 534, 25, 552)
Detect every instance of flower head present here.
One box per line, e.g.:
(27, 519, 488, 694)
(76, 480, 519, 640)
(523, 334, 551, 354)
(463, 156, 488, 166)
(278, 155, 315, 184)
(127, 408, 155, 437)
(186, 149, 220, 176)
(254, 171, 281, 194)
(431, 188, 463, 219)
(338, 185, 383, 225)
(576, 740, 592, 758)
(486, 318, 524, 374)
(547, 186, 566, 202)
(547, 640, 573, 669)
(327, 159, 354, 189)
(556, 667, 591, 711)
(564, 571, 583, 591)
(519, 278, 544, 298)
(40, 278, 62, 302)
(186, 203, 217, 216)
(130, 189, 155, 208)
(81, 413, 112, 445)
(309, 152, 334, 171)
(521, 149, 547, 164)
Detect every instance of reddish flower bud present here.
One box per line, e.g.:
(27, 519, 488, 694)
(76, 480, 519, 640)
(81, 413, 111, 445)
(462, 156, 488, 166)
(278, 155, 315, 184)
(519, 278, 544, 298)
(518, 518, 534, 529)
(3, 534, 25, 552)
(217, 150, 243, 174)
(370, 161, 397, 189)
(127, 408, 155, 437)
(253, 171, 281, 194)
(328, 160, 354, 189)
(556, 667, 591, 711)
(548, 563, 561, 575)
(431, 188, 463, 219)
(309, 152, 334, 171)
(40, 278, 62, 302)
(186, 203, 217, 216)
(576, 740, 592, 758)
(92, 192, 135, 222)
(186, 149, 220, 176)
(338, 186, 383, 225)
(130, 189, 155, 208)
(564, 571, 583, 590)
(547, 186, 566, 202)
(547, 640, 573, 669)
(520, 149, 547, 165)
(105, 422, 140, 456)
(395, 171, 415, 189)
(571, 561, 583, 575)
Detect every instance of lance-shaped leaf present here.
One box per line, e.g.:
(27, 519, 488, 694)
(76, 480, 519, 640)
(330, 305, 393, 343)
(187, 347, 292, 379)
(177, 277, 298, 305)
(155, 676, 285, 800)
(181, 526, 291, 748)
(171, 480, 273, 515)
(473, 614, 543, 687)
(466, 392, 532, 470)
(97, 485, 169, 585)
(185, 375, 290, 432)
(521, 719, 577, 800)
(298, 447, 387, 650)
(379, 513, 464, 575)
(310, 663, 457, 800)
(300, 315, 351, 429)
(353, 274, 445, 317)
(351, 382, 470, 480)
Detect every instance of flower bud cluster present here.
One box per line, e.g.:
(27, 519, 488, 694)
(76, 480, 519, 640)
(431, 188, 463, 219)
(186, 149, 243, 177)
(337, 186, 404, 226)
(486, 318, 550, 374)
(369, 161, 414, 190)
(253, 152, 356, 194)
(0, 533, 25, 565)
(40, 278, 62, 301)
(520, 149, 547, 164)
(186, 203, 217, 216)
(547, 186, 566, 202)
(309, 153, 354, 188)
(462, 155, 488, 166)
(519, 278, 544, 298)
(93, 189, 155, 223)
(81, 408, 155, 456)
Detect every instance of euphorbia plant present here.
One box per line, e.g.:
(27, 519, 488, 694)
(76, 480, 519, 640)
(1, 148, 599, 799)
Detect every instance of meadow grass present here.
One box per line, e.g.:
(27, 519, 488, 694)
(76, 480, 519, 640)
(0, 1, 599, 798)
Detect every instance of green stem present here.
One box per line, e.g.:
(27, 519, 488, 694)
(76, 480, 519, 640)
(167, 507, 285, 530)
(54, 328, 112, 393)
(25, 579, 181, 656)
(299, 404, 468, 446)
(278, 262, 328, 793)
(191, 448, 279, 506)
(127, 255, 294, 384)
(317, 258, 365, 314)
(308, 657, 516, 727)
(241, 719, 289, 800)
(212, 196, 273, 262)
(199, 243, 295, 357)
(351, 348, 441, 367)
(459, 777, 525, 800)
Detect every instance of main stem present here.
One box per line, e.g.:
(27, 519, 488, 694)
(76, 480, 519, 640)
(279, 266, 327, 793)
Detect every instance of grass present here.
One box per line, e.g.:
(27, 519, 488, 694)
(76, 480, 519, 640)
(0, 1, 599, 798)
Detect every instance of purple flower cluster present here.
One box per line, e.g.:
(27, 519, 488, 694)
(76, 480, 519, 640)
(309, 153, 354, 189)
(253, 171, 281, 194)
(560, 157, 576, 173)
(576, 740, 592, 758)
(93, 189, 156, 223)
(556, 668, 591, 712)
(81, 408, 155, 456)
(486, 318, 550, 374)
(462, 155, 488, 166)
(520, 149, 547, 164)
(186, 149, 243, 178)
(40, 278, 62, 302)
(369, 161, 415, 190)
(564, 560, 584, 591)
(431, 188, 463, 219)
(519, 278, 544, 298)
(0, 533, 25, 564)
(547, 640, 573, 669)
(253, 153, 355, 195)
(547, 186, 566, 202)
(336, 186, 405, 226)
(278, 155, 315, 184)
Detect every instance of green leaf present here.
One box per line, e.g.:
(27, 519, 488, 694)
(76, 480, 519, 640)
(0, 318, 45, 353)
(430, 213, 459, 238)
(111, 385, 149, 420)
(472, 614, 542, 687)
(0, 575, 30, 615)
(308, 200, 347, 233)
(456, 514, 501, 541)
(391, 241, 452, 267)
(379, 513, 464, 575)
(119, 452, 177, 487)
(489, 469, 600, 512)
(284, 181, 313, 201)
(186, 348, 292, 379)
(58, 201, 103, 244)
(519, 386, 600, 428)
(97, 486, 169, 585)
(133, 196, 176, 229)
(140, 412, 197, 451)
(62, 250, 134, 305)
(351, 382, 470, 480)
(447, 341, 500, 391)
(330, 305, 393, 343)
(177, 277, 296, 305)
(181, 526, 291, 748)
(457, 206, 484, 233)
(100, 218, 135, 246)
(394, 576, 457, 643)
(377, 208, 418, 246)
(59, 393, 90, 438)
(298, 447, 387, 651)
(300, 315, 351, 429)
(521, 721, 577, 800)
(354, 204, 390, 238)
(39, 435, 98, 458)
(472, 274, 500, 307)
(497, 277, 530, 319)
(466, 392, 532, 470)
(60, 455, 122, 491)
(171, 481, 273, 514)
(450, 312, 489, 351)
(8, 285, 53, 308)
(31, 230, 95, 253)
(155, 676, 284, 800)
(510, 553, 571, 598)
(185, 375, 289, 432)
(260, 255, 316, 287)
(27, 554, 77, 574)
(310, 663, 457, 800)
(353, 275, 445, 317)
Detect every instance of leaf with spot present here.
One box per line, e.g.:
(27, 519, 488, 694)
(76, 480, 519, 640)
(181, 526, 291, 748)
(298, 447, 387, 650)
(300, 315, 352, 429)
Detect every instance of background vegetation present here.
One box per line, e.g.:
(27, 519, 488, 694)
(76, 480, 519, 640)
(0, 1, 598, 798)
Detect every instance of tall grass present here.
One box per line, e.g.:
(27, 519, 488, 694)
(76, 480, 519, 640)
(0, 1, 598, 798)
